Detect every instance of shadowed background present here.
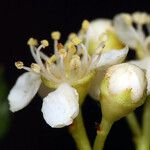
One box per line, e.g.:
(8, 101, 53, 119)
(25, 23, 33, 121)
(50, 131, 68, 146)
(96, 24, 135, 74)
(0, 0, 150, 149)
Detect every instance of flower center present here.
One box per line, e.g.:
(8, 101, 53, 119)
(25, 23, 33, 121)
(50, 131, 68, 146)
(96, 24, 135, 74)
(15, 27, 106, 86)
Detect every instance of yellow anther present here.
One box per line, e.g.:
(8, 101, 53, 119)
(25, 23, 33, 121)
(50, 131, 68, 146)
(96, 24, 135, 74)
(72, 37, 82, 46)
(27, 38, 38, 46)
(41, 40, 49, 48)
(51, 31, 61, 40)
(67, 42, 76, 54)
(57, 43, 64, 50)
(70, 55, 81, 70)
(82, 19, 90, 31)
(30, 63, 41, 73)
(15, 61, 24, 69)
(68, 33, 77, 41)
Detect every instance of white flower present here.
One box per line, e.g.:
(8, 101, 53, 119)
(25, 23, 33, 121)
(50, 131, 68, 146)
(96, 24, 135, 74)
(129, 57, 150, 95)
(8, 30, 128, 127)
(113, 12, 150, 57)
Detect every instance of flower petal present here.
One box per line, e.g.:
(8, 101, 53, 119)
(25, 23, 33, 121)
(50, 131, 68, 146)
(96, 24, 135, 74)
(113, 13, 140, 48)
(89, 69, 106, 100)
(86, 19, 112, 43)
(89, 47, 128, 100)
(8, 72, 41, 112)
(41, 83, 79, 128)
(85, 19, 112, 53)
(96, 46, 128, 69)
(129, 57, 150, 95)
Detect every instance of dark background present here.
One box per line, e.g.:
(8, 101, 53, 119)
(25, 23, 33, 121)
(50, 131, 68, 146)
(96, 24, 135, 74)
(0, 0, 150, 149)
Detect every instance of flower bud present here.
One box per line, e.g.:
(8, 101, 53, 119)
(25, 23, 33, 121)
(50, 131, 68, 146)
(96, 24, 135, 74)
(100, 63, 147, 122)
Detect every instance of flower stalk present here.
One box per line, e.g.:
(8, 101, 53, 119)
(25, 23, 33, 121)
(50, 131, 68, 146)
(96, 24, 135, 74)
(126, 112, 142, 137)
(69, 108, 92, 150)
(68, 70, 95, 150)
(136, 96, 150, 150)
(93, 117, 113, 150)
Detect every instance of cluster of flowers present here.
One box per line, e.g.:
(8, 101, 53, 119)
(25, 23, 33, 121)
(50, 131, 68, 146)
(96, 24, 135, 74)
(8, 12, 150, 129)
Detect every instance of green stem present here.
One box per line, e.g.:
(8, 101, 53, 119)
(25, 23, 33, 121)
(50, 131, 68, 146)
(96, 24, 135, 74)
(143, 98, 150, 145)
(136, 98, 150, 150)
(69, 107, 92, 150)
(126, 112, 142, 137)
(93, 117, 113, 150)
(136, 136, 149, 150)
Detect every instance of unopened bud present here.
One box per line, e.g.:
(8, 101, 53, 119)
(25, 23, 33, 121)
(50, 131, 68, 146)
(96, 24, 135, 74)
(100, 63, 147, 122)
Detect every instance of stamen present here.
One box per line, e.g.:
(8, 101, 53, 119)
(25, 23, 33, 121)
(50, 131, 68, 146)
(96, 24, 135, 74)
(70, 55, 81, 70)
(39, 52, 49, 61)
(82, 20, 90, 32)
(46, 55, 57, 65)
(68, 55, 82, 83)
(27, 38, 38, 46)
(17, 32, 104, 86)
(36, 44, 46, 71)
(15, 61, 32, 72)
(94, 34, 107, 55)
(59, 49, 67, 58)
(51, 31, 61, 40)
(80, 44, 88, 64)
(68, 33, 77, 41)
(51, 31, 61, 56)
(15, 61, 24, 69)
(27, 38, 42, 65)
(30, 63, 41, 73)
(56, 54, 66, 81)
(57, 43, 64, 50)
(99, 33, 108, 43)
(89, 35, 107, 70)
(41, 40, 49, 48)
(71, 37, 82, 46)
(67, 42, 76, 54)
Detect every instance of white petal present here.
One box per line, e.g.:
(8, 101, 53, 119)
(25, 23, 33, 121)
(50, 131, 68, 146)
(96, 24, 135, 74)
(85, 19, 112, 49)
(96, 46, 128, 68)
(89, 69, 106, 100)
(89, 47, 128, 100)
(129, 57, 150, 95)
(113, 13, 141, 48)
(41, 83, 79, 128)
(8, 72, 41, 112)
(86, 19, 112, 41)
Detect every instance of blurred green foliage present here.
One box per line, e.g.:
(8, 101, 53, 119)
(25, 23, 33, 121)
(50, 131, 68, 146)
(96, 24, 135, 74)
(0, 67, 10, 139)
